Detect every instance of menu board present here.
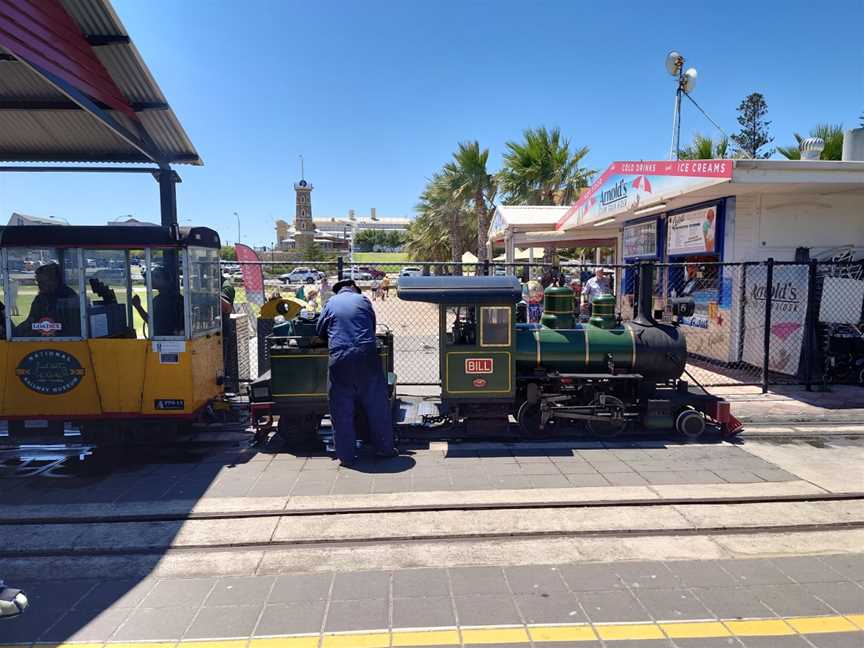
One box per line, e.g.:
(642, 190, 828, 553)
(667, 206, 717, 256)
(623, 220, 658, 259)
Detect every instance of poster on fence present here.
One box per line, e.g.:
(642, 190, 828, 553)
(742, 265, 809, 376)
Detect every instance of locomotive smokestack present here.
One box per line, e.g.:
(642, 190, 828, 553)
(635, 262, 656, 325)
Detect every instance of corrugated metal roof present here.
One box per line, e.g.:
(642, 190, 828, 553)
(0, 0, 200, 165)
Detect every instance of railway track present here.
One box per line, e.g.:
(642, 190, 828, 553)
(7, 520, 864, 559)
(2, 493, 863, 559)
(2, 491, 863, 526)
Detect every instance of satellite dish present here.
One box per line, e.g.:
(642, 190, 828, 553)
(665, 50, 683, 76)
(682, 67, 698, 93)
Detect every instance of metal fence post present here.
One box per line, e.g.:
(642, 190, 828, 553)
(337, 256, 344, 280)
(761, 257, 774, 393)
(804, 258, 818, 391)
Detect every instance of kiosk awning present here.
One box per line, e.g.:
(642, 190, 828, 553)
(0, 0, 200, 165)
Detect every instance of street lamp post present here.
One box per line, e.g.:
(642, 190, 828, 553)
(234, 211, 240, 245)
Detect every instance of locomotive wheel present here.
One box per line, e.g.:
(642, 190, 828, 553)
(276, 414, 325, 451)
(675, 408, 706, 440)
(586, 395, 627, 438)
(517, 401, 543, 436)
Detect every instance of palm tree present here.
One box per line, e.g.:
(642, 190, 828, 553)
(498, 127, 593, 206)
(678, 133, 730, 159)
(777, 124, 845, 160)
(404, 210, 450, 262)
(411, 172, 474, 273)
(443, 141, 497, 264)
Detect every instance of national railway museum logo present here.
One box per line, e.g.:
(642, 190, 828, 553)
(31, 317, 63, 335)
(16, 349, 85, 395)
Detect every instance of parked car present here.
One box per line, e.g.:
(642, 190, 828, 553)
(357, 266, 385, 280)
(280, 267, 319, 284)
(400, 266, 422, 278)
(346, 266, 373, 281)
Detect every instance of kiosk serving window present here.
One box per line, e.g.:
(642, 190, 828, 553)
(188, 246, 221, 335)
(7, 248, 82, 339)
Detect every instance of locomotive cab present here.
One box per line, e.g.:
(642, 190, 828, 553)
(0, 225, 223, 442)
(398, 275, 522, 430)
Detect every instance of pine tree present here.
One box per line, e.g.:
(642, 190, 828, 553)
(731, 93, 774, 159)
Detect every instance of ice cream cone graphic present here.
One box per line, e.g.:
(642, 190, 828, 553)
(703, 209, 715, 252)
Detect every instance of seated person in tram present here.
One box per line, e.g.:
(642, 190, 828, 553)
(131, 267, 185, 336)
(15, 263, 81, 338)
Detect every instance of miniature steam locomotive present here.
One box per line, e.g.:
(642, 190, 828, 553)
(251, 263, 741, 442)
(397, 263, 741, 438)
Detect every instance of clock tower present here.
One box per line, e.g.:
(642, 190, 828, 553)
(293, 177, 315, 249)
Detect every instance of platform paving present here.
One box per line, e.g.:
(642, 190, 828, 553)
(0, 442, 805, 507)
(4, 555, 862, 647)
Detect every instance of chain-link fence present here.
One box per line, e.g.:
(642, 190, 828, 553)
(227, 257, 864, 391)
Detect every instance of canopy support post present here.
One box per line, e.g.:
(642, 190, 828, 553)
(155, 169, 181, 227)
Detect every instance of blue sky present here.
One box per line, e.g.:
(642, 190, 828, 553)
(1, 0, 861, 247)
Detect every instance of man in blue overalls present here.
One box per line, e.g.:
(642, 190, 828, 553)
(316, 279, 396, 466)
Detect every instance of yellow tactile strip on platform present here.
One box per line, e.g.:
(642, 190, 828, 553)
(5, 613, 864, 647)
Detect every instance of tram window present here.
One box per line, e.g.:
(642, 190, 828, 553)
(84, 250, 133, 338)
(446, 305, 476, 346)
(480, 306, 511, 347)
(0, 259, 6, 340)
(8, 248, 82, 339)
(134, 249, 185, 338)
(128, 250, 147, 338)
(188, 247, 221, 335)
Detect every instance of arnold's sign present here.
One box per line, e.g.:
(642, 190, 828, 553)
(557, 160, 733, 230)
(16, 349, 85, 395)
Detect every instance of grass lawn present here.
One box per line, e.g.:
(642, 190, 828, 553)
(352, 252, 409, 264)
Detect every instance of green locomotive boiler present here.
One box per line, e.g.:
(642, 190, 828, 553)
(397, 264, 742, 438)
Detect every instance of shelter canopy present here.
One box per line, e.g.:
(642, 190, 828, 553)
(0, 0, 200, 166)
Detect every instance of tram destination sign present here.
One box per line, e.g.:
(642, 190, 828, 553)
(16, 349, 85, 395)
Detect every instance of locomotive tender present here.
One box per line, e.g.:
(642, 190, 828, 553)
(397, 263, 742, 438)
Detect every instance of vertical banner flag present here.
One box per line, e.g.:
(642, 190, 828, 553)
(235, 244, 265, 305)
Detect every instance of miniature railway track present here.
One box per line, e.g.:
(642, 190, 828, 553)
(5, 519, 864, 559)
(2, 491, 862, 526)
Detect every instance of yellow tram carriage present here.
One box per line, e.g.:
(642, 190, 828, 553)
(0, 225, 224, 442)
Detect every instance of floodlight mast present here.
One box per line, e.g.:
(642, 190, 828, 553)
(665, 50, 697, 160)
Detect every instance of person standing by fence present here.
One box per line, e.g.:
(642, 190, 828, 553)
(583, 267, 611, 311)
